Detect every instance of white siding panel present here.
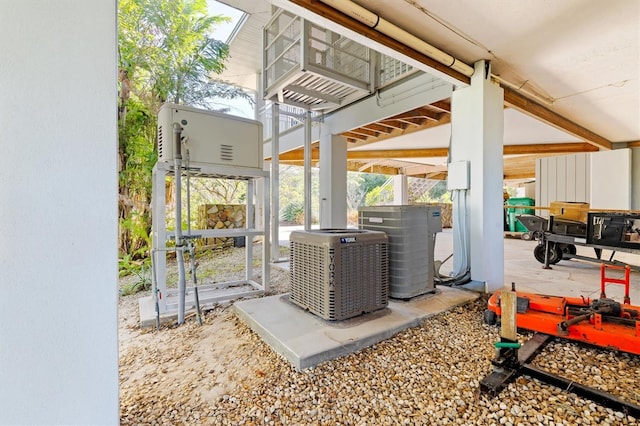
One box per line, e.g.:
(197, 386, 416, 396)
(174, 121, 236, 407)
(536, 153, 591, 217)
(566, 155, 576, 200)
(556, 155, 567, 201)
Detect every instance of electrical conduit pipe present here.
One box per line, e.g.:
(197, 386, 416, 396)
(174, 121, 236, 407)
(318, 0, 474, 77)
(173, 123, 187, 325)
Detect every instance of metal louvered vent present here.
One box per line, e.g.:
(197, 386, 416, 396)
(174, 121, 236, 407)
(220, 144, 233, 161)
(289, 229, 388, 321)
(157, 124, 165, 160)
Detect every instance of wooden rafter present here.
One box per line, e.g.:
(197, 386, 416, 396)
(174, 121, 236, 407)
(503, 88, 612, 150)
(360, 122, 394, 134)
(372, 120, 406, 131)
(347, 113, 452, 149)
(412, 107, 443, 121)
(347, 161, 399, 175)
(430, 100, 451, 113)
(348, 127, 379, 138)
(341, 131, 368, 141)
(387, 117, 426, 127)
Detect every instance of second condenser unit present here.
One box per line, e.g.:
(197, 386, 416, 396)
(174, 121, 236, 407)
(289, 229, 388, 321)
(358, 205, 442, 299)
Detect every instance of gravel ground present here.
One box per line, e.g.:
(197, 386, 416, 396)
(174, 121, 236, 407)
(119, 245, 639, 425)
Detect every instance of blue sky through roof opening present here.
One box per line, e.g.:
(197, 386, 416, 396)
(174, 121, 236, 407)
(207, 0, 246, 44)
(206, 1, 253, 118)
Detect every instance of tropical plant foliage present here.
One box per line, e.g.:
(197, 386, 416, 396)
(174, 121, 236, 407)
(117, 0, 250, 271)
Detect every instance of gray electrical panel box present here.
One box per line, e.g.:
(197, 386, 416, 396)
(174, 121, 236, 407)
(157, 103, 263, 169)
(289, 229, 388, 321)
(358, 205, 442, 299)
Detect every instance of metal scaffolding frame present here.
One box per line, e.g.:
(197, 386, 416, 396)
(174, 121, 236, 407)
(151, 160, 270, 317)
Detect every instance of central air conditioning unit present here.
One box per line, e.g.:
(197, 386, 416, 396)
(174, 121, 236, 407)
(359, 205, 442, 299)
(289, 229, 388, 321)
(157, 103, 263, 169)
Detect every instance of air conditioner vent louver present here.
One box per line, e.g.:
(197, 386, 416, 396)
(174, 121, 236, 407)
(220, 144, 233, 161)
(289, 229, 388, 321)
(157, 124, 164, 158)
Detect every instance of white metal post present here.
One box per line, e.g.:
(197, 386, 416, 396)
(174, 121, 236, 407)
(152, 164, 167, 312)
(246, 179, 255, 281)
(270, 102, 281, 261)
(393, 174, 409, 205)
(262, 175, 271, 292)
(304, 109, 312, 229)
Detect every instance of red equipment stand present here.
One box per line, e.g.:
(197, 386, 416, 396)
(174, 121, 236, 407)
(601, 263, 631, 304)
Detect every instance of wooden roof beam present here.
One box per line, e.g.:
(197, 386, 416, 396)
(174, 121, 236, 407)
(504, 88, 612, 150)
(348, 148, 449, 160)
(504, 172, 536, 180)
(274, 142, 596, 162)
(503, 142, 599, 155)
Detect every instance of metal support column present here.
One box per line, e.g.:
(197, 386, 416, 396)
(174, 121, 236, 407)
(262, 175, 271, 293)
(270, 102, 281, 262)
(151, 164, 167, 313)
(246, 179, 254, 281)
(304, 109, 312, 230)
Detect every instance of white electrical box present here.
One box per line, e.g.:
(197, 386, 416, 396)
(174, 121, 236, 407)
(157, 103, 263, 169)
(447, 160, 470, 190)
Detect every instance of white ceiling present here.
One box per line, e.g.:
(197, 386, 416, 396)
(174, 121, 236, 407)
(351, 0, 639, 144)
(220, 0, 639, 146)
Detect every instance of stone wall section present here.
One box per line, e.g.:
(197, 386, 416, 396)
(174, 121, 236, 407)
(197, 204, 246, 248)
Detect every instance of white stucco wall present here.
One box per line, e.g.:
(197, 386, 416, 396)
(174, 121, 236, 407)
(0, 1, 119, 424)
